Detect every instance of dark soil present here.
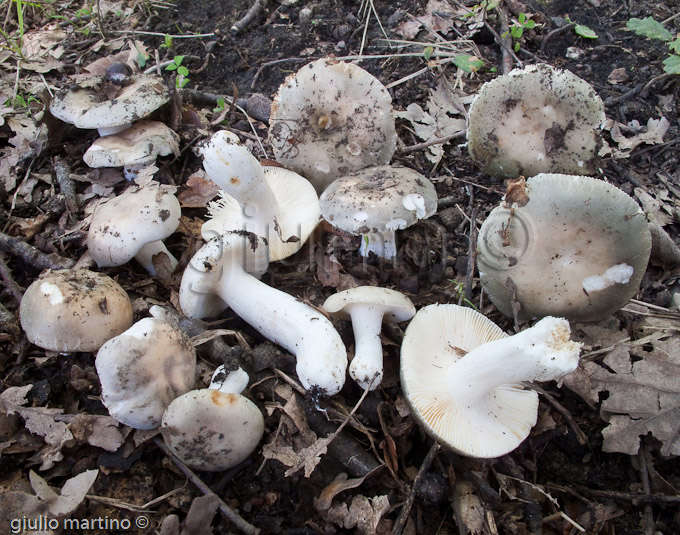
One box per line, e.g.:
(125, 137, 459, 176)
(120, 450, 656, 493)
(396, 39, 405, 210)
(1, 0, 679, 534)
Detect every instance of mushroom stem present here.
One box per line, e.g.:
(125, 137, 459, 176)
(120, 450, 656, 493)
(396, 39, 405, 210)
(134, 240, 178, 275)
(446, 317, 580, 404)
(347, 306, 386, 390)
(359, 230, 397, 260)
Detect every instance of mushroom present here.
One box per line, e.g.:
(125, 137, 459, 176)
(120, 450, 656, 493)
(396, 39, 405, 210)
(323, 286, 415, 390)
(199, 130, 320, 261)
(49, 74, 170, 136)
(179, 231, 347, 395)
(269, 58, 397, 193)
(19, 269, 133, 352)
(96, 317, 196, 429)
(400, 304, 581, 458)
(476, 173, 652, 322)
(88, 178, 181, 275)
(319, 165, 438, 260)
(161, 366, 264, 471)
(83, 120, 180, 180)
(467, 63, 605, 178)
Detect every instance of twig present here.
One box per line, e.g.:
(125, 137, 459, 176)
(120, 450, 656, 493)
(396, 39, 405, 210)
(528, 383, 588, 447)
(399, 131, 466, 154)
(0, 252, 23, 304)
(491, 3, 519, 73)
(53, 156, 79, 212)
(231, 0, 266, 35)
(153, 437, 260, 535)
(539, 23, 575, 56)
(464, 206, 478, 302)
(0, 231, 75, 270)
(639, 444, 656, 535)
(390, 442, 441, 535)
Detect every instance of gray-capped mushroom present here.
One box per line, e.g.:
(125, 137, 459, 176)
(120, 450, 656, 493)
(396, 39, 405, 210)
(19, 269, 133, 352)
(467, 63, 605, 178)
(269, 58, 397, 193)
(320, 165, 438, 260)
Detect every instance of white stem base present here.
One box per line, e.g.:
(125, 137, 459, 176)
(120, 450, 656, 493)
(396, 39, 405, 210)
(135, 240, 178, 276)
(348, 306, 386, 390)
(359, 230, 397, 260)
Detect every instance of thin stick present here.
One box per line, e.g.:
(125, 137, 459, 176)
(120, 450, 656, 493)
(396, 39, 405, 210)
(153, 437, 260, 535)
(390, 442, 441, 535)
(0, 252, 23, 304)
(399, 131, 466, 154)
(231, 0, 266, 35)
(0, 231, 75, 270)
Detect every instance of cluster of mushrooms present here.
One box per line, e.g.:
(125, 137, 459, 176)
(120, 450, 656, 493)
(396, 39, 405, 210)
(17, 58, 654, 470)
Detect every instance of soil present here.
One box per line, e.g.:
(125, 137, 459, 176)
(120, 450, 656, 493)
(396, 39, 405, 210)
(1, 0, 679, 534)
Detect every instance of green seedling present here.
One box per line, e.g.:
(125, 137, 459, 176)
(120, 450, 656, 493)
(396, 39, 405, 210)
(626, 17, 680, 75)
(165, 55, 189, 88)
(160, 34, 173, 49)
(448, 280, 479, 311)
(213, 97, 226, 113)
(453, 53, 484, 73)
(507, 13, 536, 52)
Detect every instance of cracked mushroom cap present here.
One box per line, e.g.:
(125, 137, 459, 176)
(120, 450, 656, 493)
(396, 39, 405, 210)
(467, 63, 605, 178)
(269, 58, 397, 193)
(477, 173, 651, 322)
(160, 387, 265, 471)
(88, 179, 181, 268)
(83, 120, 180, 174)
(19, 269, 133, 352)
(49, 74, 170, 132)
(400, 304, 580, 458)
(96, 317, 196, 430)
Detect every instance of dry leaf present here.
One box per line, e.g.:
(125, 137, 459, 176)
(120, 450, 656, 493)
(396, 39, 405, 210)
(29, 469, 99, 516)
(181, 495, 219, 535)
(452, 480, 489, 535)
(601, 117, 670, 157)
(69, 414, 126, 451)
(315, 472, 374, 511)
(177, 171, 220, 207)
(323, 495, 391, 534)
(395, 0, 462, 38)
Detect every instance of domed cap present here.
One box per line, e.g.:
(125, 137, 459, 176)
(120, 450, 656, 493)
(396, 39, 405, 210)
(19, 269, 134, 352)
(400, 304, 580, 458)
(269, 58, 397, 193)
(467, 63, 605, 178)
(477, 174, 652, 322)
(320, 165, 437, 259)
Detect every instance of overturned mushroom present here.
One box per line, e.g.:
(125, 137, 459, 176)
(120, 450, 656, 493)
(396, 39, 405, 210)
(320, 165, 437, 260)
(477, 174, 652, 322)
(269, 58, 397, 193)
(400, 304, 580, 458)
(467, 63, 605, 178)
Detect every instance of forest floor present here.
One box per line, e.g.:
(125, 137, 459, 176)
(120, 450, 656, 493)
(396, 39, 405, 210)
(0, 0, 679, 534)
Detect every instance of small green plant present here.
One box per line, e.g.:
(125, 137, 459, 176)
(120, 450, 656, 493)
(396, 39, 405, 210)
(453, 53, 484, 73)
(448, 280, 479, 311)
(213, 97, 227, 113)
(574, 24, 598, 39)
(507, 13, 536, 52)
(165, 55, 189, 88)
(626, 17, 680, 74)
(160, 34, 173, 49)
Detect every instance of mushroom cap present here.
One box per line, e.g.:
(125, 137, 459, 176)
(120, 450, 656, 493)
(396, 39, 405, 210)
(161, 388, 265, 471)
(88, 179, 181, 268)
(179, 231, 270, 319)
(477, 173, 652, 322)
(96, 318, 196, 430)
(319, 166, 437, 236)
(467, 63, 605, 178)
(19, 269, 133, 352)
(400, 304, 540, 458)
(269, 58, 397, 193)
(202, 166, 321, 261)
(323, 286, 415, 323)
(83, 120, 180, 169)
(49, 74, 170, 130)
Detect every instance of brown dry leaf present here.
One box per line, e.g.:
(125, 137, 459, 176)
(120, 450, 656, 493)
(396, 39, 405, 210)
(323, 494, 391, 534)
(177, 171, 220, 207)
(601, 117, 670, 157)
(452, 480, 490, 535)
(395, 0, 463, 38)
(69, 414, 126, 452)
(19, 25, 66, 72)
(607, 67, 629, 84)
(181, 494, 219, 535)
(564, 335, 680, 455)
(30, 469, 99, 516)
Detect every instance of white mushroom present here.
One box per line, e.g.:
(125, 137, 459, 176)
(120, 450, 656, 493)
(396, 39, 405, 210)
(477, 174, 652, 322)
(88, 178, 181, 275)
(323, 286, 415, 390)
(200, 130, 320, 261)
(49, 74, 170, 136)
(467, 63, 605, 178)
(179, 231, 348, 395)
(83, 121, 180, 179)
(400, 304, 581, 458)
(161, 367, 264, 471)
(96, 317, 196, 429)
(19, 269, 133, 352)
(269, 58, 397, 193)
(320, 166, 438, 260)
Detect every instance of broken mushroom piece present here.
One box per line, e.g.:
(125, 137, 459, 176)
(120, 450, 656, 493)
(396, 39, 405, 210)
(96, 317, 196, 430)
(400, 304, 581, 458)
(269, 58, 397, 193)
(49, 73, 170, 136)
(467, 63, 605, 178)
(200, 130, 321, 261)
(320, 166, 438, 260)
(179, 231, 348, 395)
(323, 286, 415, 390)
(19, 269, 133, 352)
(161, 367, 264, 471)
(477, 174, 652, 322)
(83, 120, 180, 180)
(88, 179, 181, 275)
